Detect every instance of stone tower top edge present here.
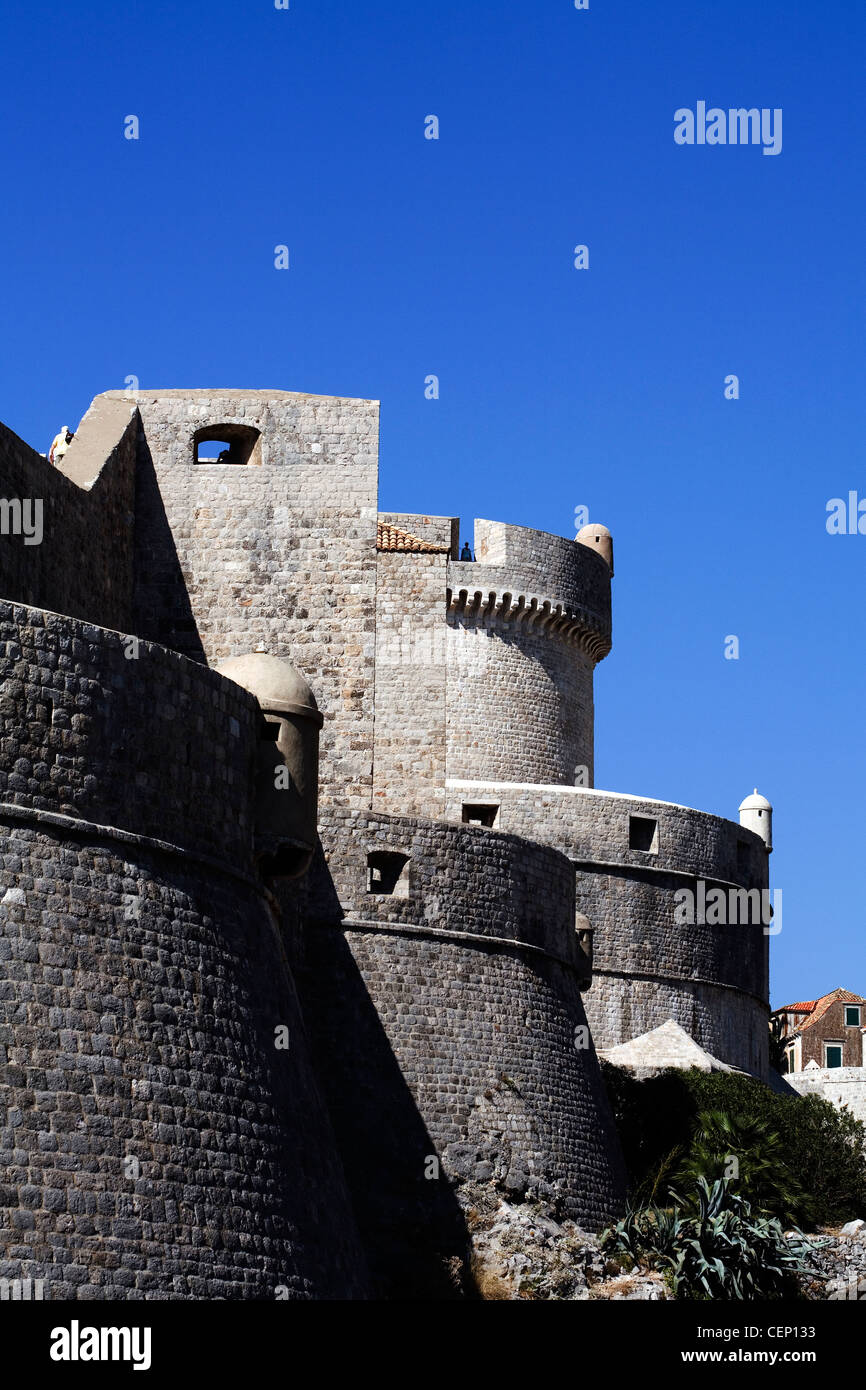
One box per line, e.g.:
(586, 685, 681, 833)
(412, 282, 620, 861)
(99, 388, 381, 407)
(471, 516, 613, 559)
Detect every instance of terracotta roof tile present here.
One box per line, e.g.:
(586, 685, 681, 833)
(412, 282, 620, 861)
(775, 988, 865, 1033)
(376, 521, 450, 554)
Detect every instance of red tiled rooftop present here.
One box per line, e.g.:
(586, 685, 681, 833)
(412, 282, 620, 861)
(774, 988, 865, 1032)
(376, 521, 450, 554)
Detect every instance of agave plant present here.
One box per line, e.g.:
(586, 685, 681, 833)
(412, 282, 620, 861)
(601, 1177, 828, 1300)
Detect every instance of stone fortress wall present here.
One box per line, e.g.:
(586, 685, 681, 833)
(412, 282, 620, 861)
(128, 390, 380, 810)
(373, 517, 452, 819)
(0, 601, 369, 1298)
(0, 385, 774, 1298)
(443, 783, 770, 1075)
(295, 808, 624, 1294)
(373, 506, 771, 1077)
(445, 518, 611, 789)
(0, 397, 138, 633)
(371, 512, 610, 809)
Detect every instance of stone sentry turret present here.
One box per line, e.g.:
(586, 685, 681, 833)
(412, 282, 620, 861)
(739, 788, 773, 851)
(216, 652, 323, 878)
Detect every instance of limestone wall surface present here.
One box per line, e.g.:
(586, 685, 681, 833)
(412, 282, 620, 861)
(787, 1069, 866, 1124)
(373, 550, 449, 818)
(445, 521, 611, 789)
(296, 808, 626, 1295)
(446, 617, 597, 787)
(129, 389, 380, 809)
(0, 605, 369, 1299)
(446, 781, 771, 1076)
(0, 384, 778, 1297)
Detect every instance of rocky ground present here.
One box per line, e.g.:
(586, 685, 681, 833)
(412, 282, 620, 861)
(799, 1220, 866, 1300)
(459, 1183, 667, 1300)
(458, 1184, 866, 1301)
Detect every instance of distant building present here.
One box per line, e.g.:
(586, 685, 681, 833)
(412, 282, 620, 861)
(772, 988, 865, 1073)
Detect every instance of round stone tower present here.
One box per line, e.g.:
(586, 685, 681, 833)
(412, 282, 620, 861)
(445, 520, 612, 788)
(0, 604, 368, 1299)
(576, 521, 614, 575)
(296, 807, 626, 1296)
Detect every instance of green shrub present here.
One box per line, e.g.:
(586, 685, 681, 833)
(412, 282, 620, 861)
(601, 1177, 826, 1300)
(602, 1063, 866, 1228)
(671, 1109, 810, 1225)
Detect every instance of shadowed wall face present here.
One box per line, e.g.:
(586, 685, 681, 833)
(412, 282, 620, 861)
(0, 605, 369, 1300)
(0, 398, 138, 633)
(0, 604, 259, 864)
(0, 828, 370, 1300)
(294, 809, 626, 1293)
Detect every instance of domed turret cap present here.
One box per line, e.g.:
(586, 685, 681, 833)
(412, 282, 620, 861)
(215, 652, 323, 724)
(575, 522, 614, 575)
(738, 788, 772, 812)
(576, 523, 612, 542)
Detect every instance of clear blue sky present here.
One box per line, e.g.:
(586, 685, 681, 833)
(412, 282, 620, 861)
(1, 0, 863, 1007)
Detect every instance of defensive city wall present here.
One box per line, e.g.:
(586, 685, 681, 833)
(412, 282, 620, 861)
(297, 808, 622, 1295)
(0, 601, 368, 1299)
(372, 506, 770, 1077)
(0, 387, 773, 1297)
(443, 783, 770, 1076)
(787, 1069, 866, 1125)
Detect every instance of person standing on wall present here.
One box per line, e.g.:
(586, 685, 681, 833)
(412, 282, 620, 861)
(48, 425, 74, 466)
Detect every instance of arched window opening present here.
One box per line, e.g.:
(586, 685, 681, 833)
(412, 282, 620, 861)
(193, 423, 262, 466)
(367, 851, 411, 898)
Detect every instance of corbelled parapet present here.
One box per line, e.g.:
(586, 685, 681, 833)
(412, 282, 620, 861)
(448, 518, 612, 662)
(444, 519, 613, 789)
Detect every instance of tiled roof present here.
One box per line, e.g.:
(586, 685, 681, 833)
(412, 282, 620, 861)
(601, 1019, 738, 1076)
(826, 988, 866, 1005)
(775, 988, 865, 1033)
(376, 522, 450, 554)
